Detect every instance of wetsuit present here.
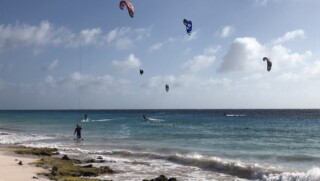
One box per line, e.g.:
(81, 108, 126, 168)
(74, 126, 82, 139)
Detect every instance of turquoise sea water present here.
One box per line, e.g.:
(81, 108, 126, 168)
(1, 110, 320, 181)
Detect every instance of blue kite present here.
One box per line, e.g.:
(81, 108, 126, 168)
(183, 19, 192, 35)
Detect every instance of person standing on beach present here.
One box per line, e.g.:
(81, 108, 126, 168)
(74, 124, 82, 139)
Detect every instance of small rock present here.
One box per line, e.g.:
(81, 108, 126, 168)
(32, 176, 39, 179)
(51, 166, 58, 176)
(83, 159, 95, 163)
(97, 156, 103, 160)
(151, 175, 167, 181)
(81, 164, 93, 168)
(18, 161, 23, 165)
(61, 155, 70, 160)
(168, 178, 177, 181)
(82, 171, 96, 177)
(100, 166, 115, 174)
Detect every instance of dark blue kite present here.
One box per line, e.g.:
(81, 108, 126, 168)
(165, 84, 169, 92)
(183, 19, 192, 35)
(262, 57, 272, 71)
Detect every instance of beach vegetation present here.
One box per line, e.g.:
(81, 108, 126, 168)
(14, 146, 59, 156)
(34, 157, 114, 181)
(14, 147, 114, 181)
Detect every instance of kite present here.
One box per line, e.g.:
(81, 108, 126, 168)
(183, 19, 192, 35)
(165, 84, 169, 92)
(263, 57, 272, 71)
(119, 1, 134, 18)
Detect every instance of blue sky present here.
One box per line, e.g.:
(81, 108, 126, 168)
(0, 0, 320, 109)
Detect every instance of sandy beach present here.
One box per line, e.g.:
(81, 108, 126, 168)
(0, 147, 49, 181)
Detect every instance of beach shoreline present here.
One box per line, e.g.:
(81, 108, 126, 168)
(0, 145, 178, 181)
(0, 145, 49, 181)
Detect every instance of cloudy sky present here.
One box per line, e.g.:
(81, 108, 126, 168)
(0, 0, 320, 109)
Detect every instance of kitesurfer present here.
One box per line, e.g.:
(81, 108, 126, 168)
(143, 115, 147, 120)
(74, 124, 82, 139)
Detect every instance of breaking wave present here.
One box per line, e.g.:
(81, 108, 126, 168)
(0, 131, 53, 144)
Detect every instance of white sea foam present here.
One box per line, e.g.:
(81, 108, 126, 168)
(143, 117, 165, 123)
(81, 119, 112, 122)
(225, 114, 246, 117)
(263, 167, 320, 181)
(56, 147, 280, 180)
(95, 154, 250, 181)
(0, 131, 53, 144)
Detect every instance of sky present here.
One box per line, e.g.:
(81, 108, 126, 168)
(0, 0, 320, 109)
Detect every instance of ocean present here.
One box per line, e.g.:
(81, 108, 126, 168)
(1, 109, 320, 181)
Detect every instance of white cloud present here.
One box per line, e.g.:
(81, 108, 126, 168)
(107, 27, 130, 43)
(184, 30, 198, 41)
(301, 60, 320, 80)
(144, 75, 176, 88)
(182, 47, 219, 73)
(45, 75, 54, 84)
(199, 78, 232, 87)
(0, 21, 151, 52)
(42, 72, 130, 95)
(148, 37, 178, 52)
(43, 59, 58, 70)
(113, 54, 141, 72)
(34, 72, 132, 106)
(114, 37, 133, 50)
(107, 27, 151, 50)
(253, 0, 269, 6)
(0, 72, 134, 109)
(107, 29, 121, 43)
(273, 29, 305, 44)
(253, 0, 283, 6)
(0, 21, 106, 51)
(57, 72, 81, 87)
(276, 72, 299, 81)
(0, 21, 53, 52)
(134, 27, 151, 40)
(141, 74, 234, 97)
(270, 44, 312, 68)
(148, 43, 163, 52)
(218, 37, 264, 72)
(243, 73, 264, 81)
(217, 26, 234, 38)
(74, 28, 102, 47)
(218, 36, 311, 73)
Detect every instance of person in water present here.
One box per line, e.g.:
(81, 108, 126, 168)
(84, 114, 87, 121)
(74, 124, 82, 139)
(143, 115, 147, 120)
